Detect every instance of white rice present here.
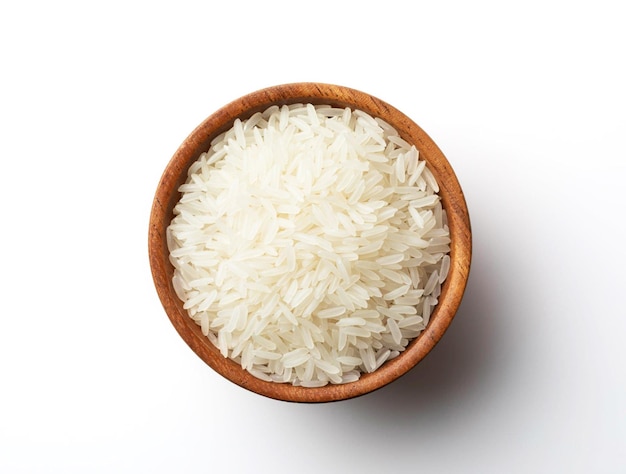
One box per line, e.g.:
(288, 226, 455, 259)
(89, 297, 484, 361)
(167, 103, 450, 386)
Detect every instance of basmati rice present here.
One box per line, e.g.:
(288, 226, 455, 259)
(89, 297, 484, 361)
(167, 104, 450, 386)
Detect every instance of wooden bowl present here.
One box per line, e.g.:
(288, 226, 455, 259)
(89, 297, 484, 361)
(149, 83, 471, 402)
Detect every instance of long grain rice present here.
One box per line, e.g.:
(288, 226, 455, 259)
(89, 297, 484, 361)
(167, 104, 451, 386)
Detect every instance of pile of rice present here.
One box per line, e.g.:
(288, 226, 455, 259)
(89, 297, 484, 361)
(167, 103, 450, 387)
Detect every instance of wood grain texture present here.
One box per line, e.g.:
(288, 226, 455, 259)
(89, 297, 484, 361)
(148, 83, 472, 403)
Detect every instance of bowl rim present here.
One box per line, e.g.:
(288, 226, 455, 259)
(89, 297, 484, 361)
(148, 82, 472, 402)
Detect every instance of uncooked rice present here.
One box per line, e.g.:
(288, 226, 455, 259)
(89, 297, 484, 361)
(167, 103, 451, 386)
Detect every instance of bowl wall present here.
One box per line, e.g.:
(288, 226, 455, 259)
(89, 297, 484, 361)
(149, 83, 471, 402)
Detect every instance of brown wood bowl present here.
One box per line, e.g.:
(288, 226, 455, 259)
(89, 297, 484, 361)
(149, 83, 471, 402)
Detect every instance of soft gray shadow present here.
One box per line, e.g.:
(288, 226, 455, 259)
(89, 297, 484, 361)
(331, 235, 510, 427)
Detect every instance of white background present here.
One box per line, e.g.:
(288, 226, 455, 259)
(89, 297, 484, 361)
(1, 1, 624, 472)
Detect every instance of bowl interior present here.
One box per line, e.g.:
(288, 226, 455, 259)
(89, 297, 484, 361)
(148, 83, 471, 402)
